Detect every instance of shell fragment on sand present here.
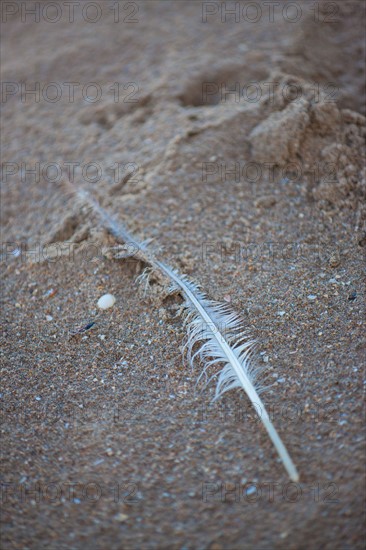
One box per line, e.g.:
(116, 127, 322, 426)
(97, 293, 116, 310)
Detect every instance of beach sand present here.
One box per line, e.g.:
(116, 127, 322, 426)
(1, 1, 365, 548)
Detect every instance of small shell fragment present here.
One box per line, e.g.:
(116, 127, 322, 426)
(97, 293, 116, 310)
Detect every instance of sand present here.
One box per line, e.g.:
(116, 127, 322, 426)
(1, 1, 365, 549)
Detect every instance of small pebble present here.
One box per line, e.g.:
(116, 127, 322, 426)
(307, 295, 317, 300)
(44, 288, 57, 298)
(46, 315, 53, 321)
(329, 253, 340, 267)
(97, 293, 116, 310)
(115, 513, 129, 522)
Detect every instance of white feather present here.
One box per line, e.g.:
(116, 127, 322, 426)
(75, 188, 299, 482)
(156, 261, 299, 482)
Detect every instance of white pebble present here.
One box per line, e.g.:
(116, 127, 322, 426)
(97, 293, 116, 310)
